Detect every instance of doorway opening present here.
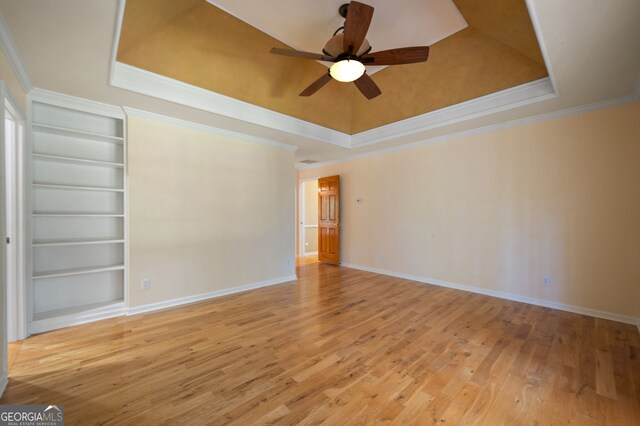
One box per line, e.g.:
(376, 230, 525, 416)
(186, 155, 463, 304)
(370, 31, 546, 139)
(3, 90, 26, 344)
(298, 178, 318, 265)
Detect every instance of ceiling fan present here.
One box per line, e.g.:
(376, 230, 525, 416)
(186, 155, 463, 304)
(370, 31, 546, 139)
(270, 1, 430, 100)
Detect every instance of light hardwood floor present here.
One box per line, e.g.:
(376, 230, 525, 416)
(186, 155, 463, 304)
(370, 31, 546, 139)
(3, 263, 640, 425)
(297, 255, 319, 266)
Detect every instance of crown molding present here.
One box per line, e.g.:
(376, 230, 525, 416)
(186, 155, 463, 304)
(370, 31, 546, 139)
(123, 106, 298, 152)
(110, 61, 557, 150)
(524, 0, 559, 95)
(29, 87, 126, 119)
(0, 8, 32, 92)
(350, 77, 556, 148)
(109, 0, 127, 86)
(110, 61, 352, 148)
(297, 91, 640, 170)
(1, 81, 25, 119)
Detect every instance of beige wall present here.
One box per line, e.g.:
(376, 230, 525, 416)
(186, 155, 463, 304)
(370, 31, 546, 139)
(128, 116, 295, 307)
(303, 180, 318, 254)
(0, 48, 26, 112)
(300, 102, 640, 320)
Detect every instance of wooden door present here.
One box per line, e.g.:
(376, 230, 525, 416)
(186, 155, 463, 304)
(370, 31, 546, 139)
(318, 175, 340, 264)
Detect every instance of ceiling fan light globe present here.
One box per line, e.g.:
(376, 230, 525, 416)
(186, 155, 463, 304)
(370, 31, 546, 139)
(330, 60, 365, 82)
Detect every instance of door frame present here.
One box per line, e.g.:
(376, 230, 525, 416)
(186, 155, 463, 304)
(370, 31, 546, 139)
(298, 176, 319, 258)
(1, 83, 27, 344)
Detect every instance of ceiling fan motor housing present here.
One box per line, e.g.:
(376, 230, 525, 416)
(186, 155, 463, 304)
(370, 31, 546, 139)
(339, 4, 350, 18)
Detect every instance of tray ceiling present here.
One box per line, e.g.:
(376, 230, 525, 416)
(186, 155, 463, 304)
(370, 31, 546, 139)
(116, 0, 548, 134)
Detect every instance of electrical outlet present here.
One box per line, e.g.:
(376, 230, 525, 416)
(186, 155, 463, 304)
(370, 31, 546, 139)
(141, 278, 151, 290)
(542, 276, 551, 287)
(286, 259, 291, 268)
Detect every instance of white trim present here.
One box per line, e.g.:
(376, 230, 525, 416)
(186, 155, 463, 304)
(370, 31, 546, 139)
(350, 78, 556, 147)
(342, 263, 640, 328)
(0, 372, 7, 397)
(0, 9, 32, 92)
(110, 62, 350, 148)
(304, 251, 318, 256)
(28, 303, 126, 334)
(524, 0, 559, 95)
(109, 62, 557, 151)
(29, 88, 125, 119)
(122, 107, 298, 152)
(0, 82, 7, 383)
(126, 275, 297, 316)
(304, 224, 318, 228)
(298, 91, 640, 170)
(109, 0, 127, 86)
(24, 94, 33, 335)
(122, 108, 130, 325)
(299, 180, 305, 258)
(3, 85, 27, 342)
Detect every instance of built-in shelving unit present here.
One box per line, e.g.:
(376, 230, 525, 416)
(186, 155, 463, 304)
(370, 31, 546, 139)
(28, 96, 127, 333)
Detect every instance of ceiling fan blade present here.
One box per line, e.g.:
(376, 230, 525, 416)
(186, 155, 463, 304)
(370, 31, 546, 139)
(361, 46, 430, 66)
(270, 48, 334, 62)
(343, 1, 374, 54)
(353, 73, 381, 100)
(299, 73, 333, 96)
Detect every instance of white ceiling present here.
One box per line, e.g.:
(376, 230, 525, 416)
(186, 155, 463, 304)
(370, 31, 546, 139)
(0, 0, 639, 164)
(206, 0, 468, 75)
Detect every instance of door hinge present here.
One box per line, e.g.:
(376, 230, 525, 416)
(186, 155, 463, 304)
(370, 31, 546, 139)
(5, 237, 9, 244)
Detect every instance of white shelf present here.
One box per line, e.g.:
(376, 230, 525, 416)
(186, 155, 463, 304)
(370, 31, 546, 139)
(33, 264, 125, 280)
(33, 153, 124, 168)
(33, 183, 125, 192)
(33, 212, 124, 217)
(29, 99, 127, 334)
(33, 300, 125, 322)
(33, 238, 125, 247)
(33, 123, 123, 144)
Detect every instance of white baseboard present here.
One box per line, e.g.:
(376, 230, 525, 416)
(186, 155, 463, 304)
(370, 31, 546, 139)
(26, 276, 297, 334)
(29, 303, 127, 335)
(126, 275, 297, 316)
(0, 372, 7, 397)
(304, 252, 318, 256)
(342, 263, 640, 329)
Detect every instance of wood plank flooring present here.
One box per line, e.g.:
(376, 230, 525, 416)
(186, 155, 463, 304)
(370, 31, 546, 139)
(3, 263, 640, 425)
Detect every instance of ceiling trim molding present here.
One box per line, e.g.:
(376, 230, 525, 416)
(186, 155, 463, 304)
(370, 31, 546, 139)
(0, 8, 32, 92)
(524, 0, 559, 96)
(109, 0, 127, 87)
(2, 81, 25, 119)
(122, 106, 299, 152)
(350, 78, 556, 148)
(110, 61, 352, 148)
(30, 87, 126, 119)
(110, 61, 556, 151)
(297, 91, 640, 170)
